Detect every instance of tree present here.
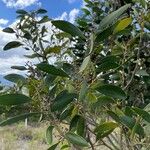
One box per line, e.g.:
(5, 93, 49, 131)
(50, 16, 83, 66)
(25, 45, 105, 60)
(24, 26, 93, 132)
(0, 0, 150, 149)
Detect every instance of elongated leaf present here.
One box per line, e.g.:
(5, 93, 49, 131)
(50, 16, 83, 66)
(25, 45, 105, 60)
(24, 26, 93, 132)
(51, 20, 85, 39)
(37, 63, 69, 77)
(11, 66, 27, 71)
(114, 17, 132, 33)
(0, 113, 39, 126)
(98, 4, 131, 32)
(132, 107, 150, 123)
(94, 122, 118, 140)
(95, 26, 113, 42)
(92, 96, 114, 109)
(97, 61, 119, 72)
(77, 116, 85, 137)
(16, 9, 27, 14)
(4, 74, 26, 83)
(96, 84, 126, 100)
(51, 90, 77, 112)
(3, 41, 23, 50)
(65, 132, 89, 147)
(46, 126, 54, 145)
(47, 143, 59, 150)
(3, 27, 15, 33)
(79, 56, 90, 73)
(0, 94, 31, 106)
(37, 9, 47, 14)
(79, 81, 88, 101)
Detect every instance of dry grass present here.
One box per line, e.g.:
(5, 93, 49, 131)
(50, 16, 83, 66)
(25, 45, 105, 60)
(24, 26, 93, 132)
(0, 122, 49, 150)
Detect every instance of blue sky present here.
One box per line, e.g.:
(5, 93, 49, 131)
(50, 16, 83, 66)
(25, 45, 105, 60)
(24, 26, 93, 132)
(0, 0, 83, 84)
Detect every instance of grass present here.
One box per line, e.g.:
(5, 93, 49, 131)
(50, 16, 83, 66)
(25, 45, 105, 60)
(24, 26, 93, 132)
(0, 122, 49, 150)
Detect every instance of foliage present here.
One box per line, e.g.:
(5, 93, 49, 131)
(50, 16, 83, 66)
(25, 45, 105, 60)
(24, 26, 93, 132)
(1, 0, 150, 149)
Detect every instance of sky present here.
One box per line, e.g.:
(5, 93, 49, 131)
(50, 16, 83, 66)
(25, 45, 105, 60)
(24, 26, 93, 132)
(0, 0, 84, 84)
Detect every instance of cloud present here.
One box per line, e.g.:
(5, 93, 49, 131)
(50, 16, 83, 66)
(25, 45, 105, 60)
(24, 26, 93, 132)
(0, 19, 9, 25)
(56, 8, 79, 23)
(68, 0, 76, 3)
(2, 0, 41, 8)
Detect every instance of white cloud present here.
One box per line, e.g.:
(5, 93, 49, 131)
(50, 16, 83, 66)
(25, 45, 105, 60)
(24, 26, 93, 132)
(2, 0, 41, 8)
(0, 18, 9, 25)
(68, 0, 76, 3)
(69, 8, 79, 23)
(56, 8, 79, 23)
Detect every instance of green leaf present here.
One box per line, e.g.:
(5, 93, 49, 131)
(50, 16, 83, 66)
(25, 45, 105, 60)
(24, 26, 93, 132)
(4, 74, 26, 83)
(94, 122, 118, 140)
(51, 90, 77, 112)
(3, 27, 15, 33)
(65, 132, 89, 147)
(70, 115, 80, 131)
(24, 53, 40, 59)
(0, 94, 31, 106)
(79, 81, 88, 101)
(79, 56, 90, 73)
(36, 9, 47, 14)
(92, 96, 115, 109)
(47, 143, 59, 150)
(96, 61, 119, 72)
(0, 113, 39, 126)
(132, 107, 150, 123)
(46, 126, 54, 145)
(77, 116, 85, 137)
(3, 41, 23, 50)
(16, 9, 27, 14)
(38, 16, 50, 23)
(96, 84, 126, 100)
(95, 26, 113, 42)
(45, 46, 62, 54)
(51, 20, 85, 39)
(11, 66, 27, 71)
(114, 17, 132, 33)
(37, 63, 69, 77)
(98, 4, 131, 33)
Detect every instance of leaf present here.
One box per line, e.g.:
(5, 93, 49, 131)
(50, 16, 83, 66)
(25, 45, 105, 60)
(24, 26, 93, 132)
(70, 115, 80, 131)
(98, 4, 131, 33)
(77, 116, 85, 137)
(79, 56, 90, 73)
(132, 107, 150, 123)
(94, 122, 118, 140)
(11, 66, 27, 71)
(65, 132, 89, 147)
(96, 84, 126, 100)
(95, 26, 113, 42)
(47, 143, 59, 150)
(79, 81, 88, 101)
(46, 126, 54, 145)
(16, 9, 27, 14)
(38, 16, 50, 23)
(92, 96, 115, 109)
(0, 94, 31, 106)
(51, 90, 77, 112)
(4, 74, 26, 83)
(45, 46, 62, 54)
(3, 41, 23, 50)
(0, 113, 39, 126)
(36, 9, 47, 14)
(51, 20, 85, 39)
(96, 61, 119, 72)
(37, 63, 69, 77)
(114, 17, 132, 33)
(3, 27, 15, 33)
(24, 53, 40, 59)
